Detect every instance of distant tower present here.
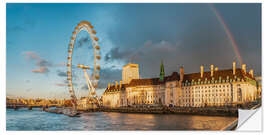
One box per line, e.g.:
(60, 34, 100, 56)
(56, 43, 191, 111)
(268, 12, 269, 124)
(160, 60, 165, 81)
(122, 63, 139, 84)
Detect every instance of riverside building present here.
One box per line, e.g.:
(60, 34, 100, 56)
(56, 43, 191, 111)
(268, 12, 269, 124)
(102, 62, 260, 108)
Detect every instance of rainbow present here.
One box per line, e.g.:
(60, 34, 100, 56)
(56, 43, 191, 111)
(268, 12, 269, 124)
(209, 4, 243, 65)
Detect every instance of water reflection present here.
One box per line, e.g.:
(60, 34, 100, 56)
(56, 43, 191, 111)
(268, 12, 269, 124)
(7, 108, 237, 130)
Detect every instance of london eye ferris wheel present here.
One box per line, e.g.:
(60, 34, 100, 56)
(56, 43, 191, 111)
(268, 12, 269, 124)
(66, 21, 101, 110)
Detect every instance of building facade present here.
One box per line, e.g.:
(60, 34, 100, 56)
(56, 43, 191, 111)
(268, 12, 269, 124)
(122, 63, 139, 84)
(102, 62, 260, 108)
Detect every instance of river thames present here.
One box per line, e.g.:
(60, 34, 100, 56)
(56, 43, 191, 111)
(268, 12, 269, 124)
(7, 108, 237, 130)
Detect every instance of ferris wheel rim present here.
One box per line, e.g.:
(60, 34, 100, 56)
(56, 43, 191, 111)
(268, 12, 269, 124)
(66, 21, 101, 104)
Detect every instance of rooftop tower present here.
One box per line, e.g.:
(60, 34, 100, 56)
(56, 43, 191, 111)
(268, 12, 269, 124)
(122, 63, 139, 84)
(160, 60, 165, 81)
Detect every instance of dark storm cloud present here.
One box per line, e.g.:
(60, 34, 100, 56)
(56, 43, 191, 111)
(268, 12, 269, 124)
(95, 67, 122, 89)
(105, 47, 134, 62)
(103, 4, 261, 78)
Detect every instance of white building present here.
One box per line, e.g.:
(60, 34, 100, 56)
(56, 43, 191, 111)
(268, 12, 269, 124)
(102, 62, 260, 108)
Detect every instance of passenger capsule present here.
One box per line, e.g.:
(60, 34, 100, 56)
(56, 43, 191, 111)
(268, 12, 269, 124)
(96, 65, 101, 70)
(92, 30, 97, 34)
(95, 45, 100, 50)
(96, 55, 101, 60)
(80, 21, 91, 25)
(94, 37, 99, 41)
(95, 75, 100, 80)
(90, 25, 94, 29)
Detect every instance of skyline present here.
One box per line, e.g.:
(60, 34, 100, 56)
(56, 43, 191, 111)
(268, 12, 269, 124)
(6, 3, 261, 99)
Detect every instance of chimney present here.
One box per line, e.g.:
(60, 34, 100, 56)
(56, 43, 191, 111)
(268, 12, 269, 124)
(242, 64, 246, 74)
(120, 80, 122, 88)
(200, 65, 204, 78)
(111, 82, 114, 88)
(180, 66, 184, 82)
(233, 61, 236, 75)
(108, 83, 110, 89)
(211, 64, 214, 77)
(115, 81, 118, 88)
(249, 69, 254, 78)
(215, 67, 218, 71)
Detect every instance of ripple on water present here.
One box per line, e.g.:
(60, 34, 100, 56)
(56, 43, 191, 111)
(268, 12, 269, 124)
(7, 109, 237, 130)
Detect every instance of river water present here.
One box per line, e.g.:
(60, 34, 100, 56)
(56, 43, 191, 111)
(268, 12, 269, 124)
(7, 108, 237, 130)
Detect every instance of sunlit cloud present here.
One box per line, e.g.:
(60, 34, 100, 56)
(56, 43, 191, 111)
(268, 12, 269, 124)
(22, 51, 52, 74)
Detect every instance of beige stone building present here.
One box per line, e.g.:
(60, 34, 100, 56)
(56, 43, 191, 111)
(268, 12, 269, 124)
(102, 62, 260, 108)
(122, 63, 139, 84)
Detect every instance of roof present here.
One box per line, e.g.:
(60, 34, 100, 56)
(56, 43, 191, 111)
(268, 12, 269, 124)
(103, 68, 256, 93)
(182, 68, 255, 82)
(103, 84, 128, 93)
(123, 63, 139, 68)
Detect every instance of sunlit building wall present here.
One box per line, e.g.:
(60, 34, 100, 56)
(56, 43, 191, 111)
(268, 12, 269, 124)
(122, 63, 139, 84)
(102, 62, 259, 108)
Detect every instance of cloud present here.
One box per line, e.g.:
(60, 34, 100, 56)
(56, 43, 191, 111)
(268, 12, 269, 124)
(77, 36, 90, 48)
(32, 67, 49, 73)
(96, 67, 122, 89)
(55, 80, 79, 87)
(57, 70, 68, 77)
(105, 47, 134, 62)
(105, 40, 179, 63)
(55, 62, 66, 67)
(55, 79, 69, 87)
(73, 36, 94, 50)
(100, 4, 261, 77)
(55, 83, 67, 87)
(22, 51, 52, 74)
(23, 51, 40, 60)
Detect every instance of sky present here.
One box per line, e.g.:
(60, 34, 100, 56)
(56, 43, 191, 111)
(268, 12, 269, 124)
(6, 3, 261, 99)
